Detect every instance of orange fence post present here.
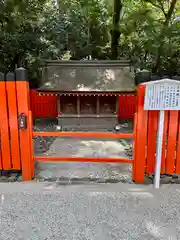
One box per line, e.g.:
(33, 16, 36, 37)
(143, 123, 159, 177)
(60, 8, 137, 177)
(132, 84, 148, 183)
(28, 110, 34, 177)
(146, 111, 158, 173)
(175, 112, 180, 173)
(166, 111, 179, 174)
(0, 72, 12, 169)
(6, 72, 21, 170)
(161, 111, 169, 174)
(15, 68, 34, 180)
(132, 112, 137, 172)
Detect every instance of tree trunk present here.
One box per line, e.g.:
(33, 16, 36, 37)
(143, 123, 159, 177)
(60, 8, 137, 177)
(153, 0, 177, 74)
(111, 0, 122, 60)
(11, 52, 25, 70)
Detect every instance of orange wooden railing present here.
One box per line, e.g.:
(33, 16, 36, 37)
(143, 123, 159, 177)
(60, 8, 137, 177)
(133, 84, 180, 182)
(0, 70, 180, 183)
(0, 69, 33, 180)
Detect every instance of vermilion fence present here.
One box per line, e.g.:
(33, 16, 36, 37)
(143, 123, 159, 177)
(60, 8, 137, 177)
(145, 110, 180, 174)
(118, 94, 136, 119)
(30, 90, 58, 118)
(1, 69, 180, 183)
(133, 85, 180, 182)
(30, 90, 137, 119)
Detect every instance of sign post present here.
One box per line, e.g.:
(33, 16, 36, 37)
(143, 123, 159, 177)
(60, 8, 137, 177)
(144, 79, 180, 188)
(154, 110, 164, 188)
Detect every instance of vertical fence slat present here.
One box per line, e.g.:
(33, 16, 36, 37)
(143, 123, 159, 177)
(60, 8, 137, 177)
(161, 111, 169, 174)
(118, 95, 121, 118)
(129, 95, 132, 118)
(16, 68, 33, 180)
(118, 93, 137, 119)
(6, 73, 21, 170)
(127, 95, 130, 118)
(55, 95, 58, 117)
(130, 95, 133, 118)
(128, 95, 131, 117)
(123, 95, 126, 117)
(124, 95, 127, 117)
(133, 85, 148, 183)
(146, 111, 158, 173)
(122, 95, 125, 118)
(166, 111, 179, 174)
(123, 95, 128, 116)
(28, 110, 34, 177)
(0, 73, 4, 169)
(0, 133, 2, 169)
(30, 90, 59, 118)
(175, 112, 180, 173)
(0, 73, 12, 169)
(133, 112, 137, 168)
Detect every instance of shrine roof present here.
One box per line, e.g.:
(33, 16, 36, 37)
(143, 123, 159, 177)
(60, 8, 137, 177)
(38, 60, 135, 92)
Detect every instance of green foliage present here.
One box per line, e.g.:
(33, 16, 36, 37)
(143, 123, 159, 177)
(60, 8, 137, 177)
(0, 0, 179, 85)
(120, 0, 180, 75)
(0, 0, 47, 75)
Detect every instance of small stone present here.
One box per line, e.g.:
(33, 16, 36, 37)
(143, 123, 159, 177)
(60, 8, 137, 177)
(8, 176, 17, 182)
(105, 179, 119, 183)
(43, 176, 52, 181)
(173, 178, 180, 184)
(39, 178, 45, 182)
(160, 176, 172, 184)
(96, 179, 106, 183)
(0, 176, 9, 182)
(144, 176, 153, 184)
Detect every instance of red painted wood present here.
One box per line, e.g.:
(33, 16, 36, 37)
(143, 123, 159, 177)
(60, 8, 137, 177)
(132, 85, 148, 183)
(161, 111, 169, 174)
(30, 90, 58, 118)
(166, 111, 179, 174)
(35, 156, 133, 163)
(30, 90, 136, 119)
(118, 94, 136, 119)
(176, 111, 180, 174)
(146, 111, 158, 174)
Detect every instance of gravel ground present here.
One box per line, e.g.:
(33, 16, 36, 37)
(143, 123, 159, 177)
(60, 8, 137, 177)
(0, 182, 180, 240)
(34, 118, 133, 182)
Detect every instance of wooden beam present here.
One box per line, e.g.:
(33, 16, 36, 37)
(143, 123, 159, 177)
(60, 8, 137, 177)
(33, 131, 134, 139)
(116, 95, 119, 114)
(77, 95, 80, 116)
(35, 156, 133, 164)
(96, 95, 100, 116)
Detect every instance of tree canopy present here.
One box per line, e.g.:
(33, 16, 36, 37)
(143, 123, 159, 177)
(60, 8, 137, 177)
(0, 0, 179, 84)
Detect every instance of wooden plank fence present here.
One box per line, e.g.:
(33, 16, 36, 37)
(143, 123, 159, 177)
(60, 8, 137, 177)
(134, 84, 180, 182)
(30, 90, 137, 119)
(0, 68, 180, 183)
(30, 90, 58, 118)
